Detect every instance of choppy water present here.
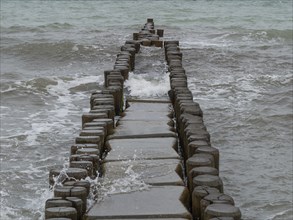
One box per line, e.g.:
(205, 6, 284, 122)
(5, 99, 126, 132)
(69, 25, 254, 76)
(1, 0, 292, 219)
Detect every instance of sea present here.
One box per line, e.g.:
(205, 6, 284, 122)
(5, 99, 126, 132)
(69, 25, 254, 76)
(0, 0, 292, 219)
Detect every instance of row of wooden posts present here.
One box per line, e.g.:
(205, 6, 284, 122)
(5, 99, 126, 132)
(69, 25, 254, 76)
(165, 39, 242, 219)
(44, 18, 163, 220)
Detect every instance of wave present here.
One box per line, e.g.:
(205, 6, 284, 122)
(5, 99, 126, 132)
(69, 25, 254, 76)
(38, 22, 74, 30)
(1, 77, 58, 95)
(0, 25, 43, 34)
(1, 41, 112, 63)
(253, 73, 293, 88)
(181, 27, 292, 51)
(1, 23, 74, 34)
(224, 28, 293, 44)
(125, 72, 169, 98)
(241, 29, 293, 44)
(1, 74, 102, 100)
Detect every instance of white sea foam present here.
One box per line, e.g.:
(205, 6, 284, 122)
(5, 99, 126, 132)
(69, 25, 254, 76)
(181, 40, 232, 50)
(16, 74, 103, 145)
(1, 0, 292, 219)
(97, 164, 150, 199)
(125, 72, 169, 98)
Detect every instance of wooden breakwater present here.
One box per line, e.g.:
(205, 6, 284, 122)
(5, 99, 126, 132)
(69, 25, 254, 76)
(44, 19, 241, 220)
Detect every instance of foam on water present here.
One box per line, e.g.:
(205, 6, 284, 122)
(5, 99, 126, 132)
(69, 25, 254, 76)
(43, 160, 151, 212)
(1, 0, 292, 219)
(125, 72, 169, 98)
(0, 73, 104, 219)
(184, 44, 293, 219)
(96, 160, 150, 205)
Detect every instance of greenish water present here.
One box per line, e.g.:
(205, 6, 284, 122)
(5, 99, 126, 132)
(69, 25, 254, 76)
(1, 0, 292, 219)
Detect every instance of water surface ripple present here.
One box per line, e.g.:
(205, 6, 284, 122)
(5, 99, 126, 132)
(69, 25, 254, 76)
(0, 0, 292, 219)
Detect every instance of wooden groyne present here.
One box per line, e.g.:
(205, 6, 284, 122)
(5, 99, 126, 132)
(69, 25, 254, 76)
(45, 19, 241, 220)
